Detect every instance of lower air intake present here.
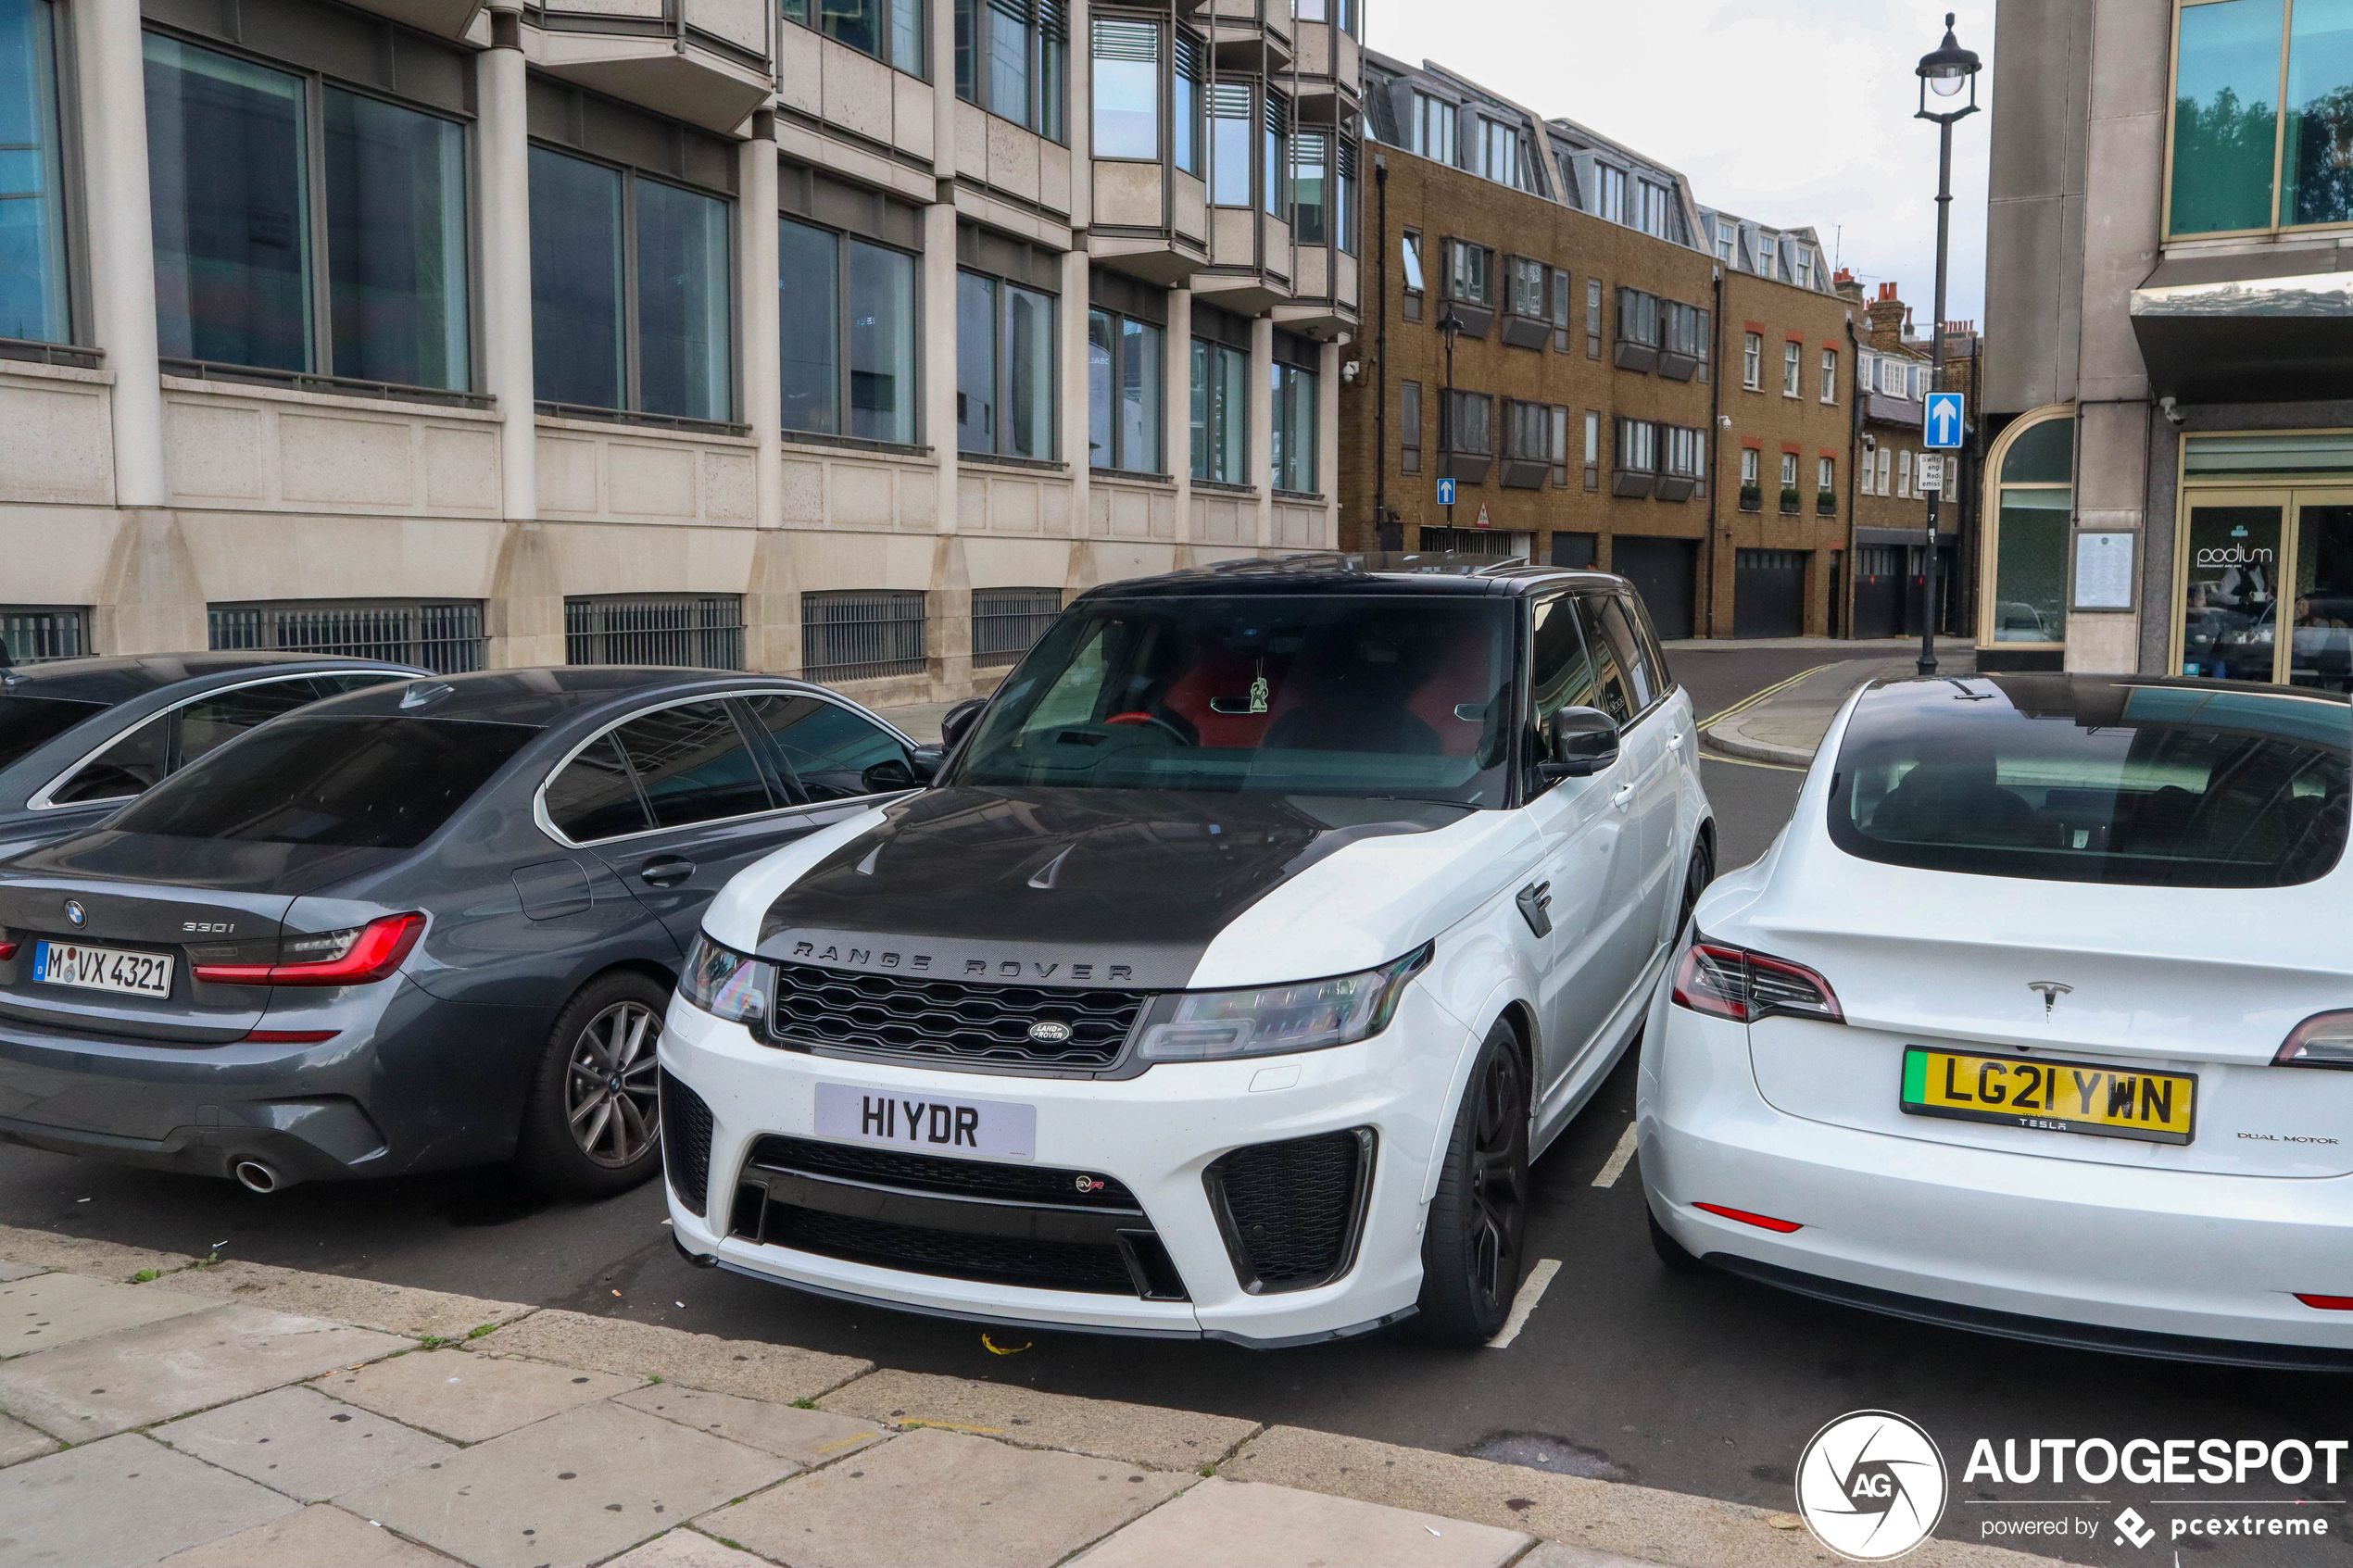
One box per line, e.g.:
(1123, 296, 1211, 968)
(1205, 1128, 1376, 1294)
(659, 1071, 714, 1218)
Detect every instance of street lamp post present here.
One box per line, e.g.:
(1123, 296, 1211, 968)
(1914, 11, 1980, 677)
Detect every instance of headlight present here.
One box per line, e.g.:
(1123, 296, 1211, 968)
(680, 934, 772, 1025)
(1134, 943, 1432, 1064)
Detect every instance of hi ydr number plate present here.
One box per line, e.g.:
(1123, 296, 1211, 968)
(1902, 1046, 2196, 1146)
(814, 1082, 1037, 1160)
(31, 940, 175, 998)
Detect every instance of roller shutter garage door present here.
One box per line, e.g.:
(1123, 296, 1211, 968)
(1733, 549, 1807, 638)
(1609, 536, 1697, 641)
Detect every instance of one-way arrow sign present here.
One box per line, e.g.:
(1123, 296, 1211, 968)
(1925, 391, 1965, 449)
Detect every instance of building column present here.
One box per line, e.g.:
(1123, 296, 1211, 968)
(1249, 312, 1275, 552)
(1317, 338, 1342, 549)
(740, 114, 783, 533)
(1167, 283, 1193, 561)
(1062, 247, 1093, 551)
(74, 0, 167, 512)
(478, 11, 536, 525)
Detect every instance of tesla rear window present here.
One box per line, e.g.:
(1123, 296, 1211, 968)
(1829, 679, 2349, 887)
(0, 696, 107, 771)
(108, 715, 536, 849)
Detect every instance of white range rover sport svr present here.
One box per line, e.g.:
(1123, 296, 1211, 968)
(660, 557, 1713, 1347)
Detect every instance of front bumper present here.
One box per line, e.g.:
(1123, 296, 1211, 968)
(1638, 997, 2353, 1355)
(659, 986, 1475, 1345)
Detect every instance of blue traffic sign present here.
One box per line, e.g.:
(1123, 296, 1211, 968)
(1436, 477, 1457, 506)
(1925, 391, 1965, 449)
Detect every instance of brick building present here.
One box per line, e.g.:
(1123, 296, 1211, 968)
(1840, 277, 1968, 638)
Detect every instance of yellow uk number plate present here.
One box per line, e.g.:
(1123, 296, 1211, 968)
(1901, 1047, 2196, 1146)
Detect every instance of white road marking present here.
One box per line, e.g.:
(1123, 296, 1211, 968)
(1486, 1257, 1563, 1349)
(1592, 1122, 1640, 1188)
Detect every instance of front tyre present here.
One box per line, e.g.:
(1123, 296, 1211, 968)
(1416, 1022, 1530, 1346)
(512, 971, 668, 1198)
(1677, 834, 1715, 940)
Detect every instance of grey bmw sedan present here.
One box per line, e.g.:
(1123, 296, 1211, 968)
(0, 667, 923, 1198)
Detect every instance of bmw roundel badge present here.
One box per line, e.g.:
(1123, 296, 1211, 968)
(1027, 1020, 1073, 1044)
(63, 899, 85, 928)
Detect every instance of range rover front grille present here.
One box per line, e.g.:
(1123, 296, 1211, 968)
(731, 1136, 1187, 1299)
(761, 960, 1148, 1072)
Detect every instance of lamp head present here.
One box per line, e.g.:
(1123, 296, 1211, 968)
(1919, 12, 1981, 98)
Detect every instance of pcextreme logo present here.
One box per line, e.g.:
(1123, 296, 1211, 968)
(1795, 1410, 1949, 1562)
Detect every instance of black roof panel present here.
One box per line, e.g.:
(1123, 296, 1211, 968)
(0, 652, 416, 706)
(305, 665, 824, 727)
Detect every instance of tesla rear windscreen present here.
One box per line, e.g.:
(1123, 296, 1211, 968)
(0, 696, 107, 772)
(949, 596, 1516, 806)
(1829, 679, 2348, 887)
(109, 715, 537, 849)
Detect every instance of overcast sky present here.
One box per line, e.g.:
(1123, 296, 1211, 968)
(1366, 0, 1994, 327)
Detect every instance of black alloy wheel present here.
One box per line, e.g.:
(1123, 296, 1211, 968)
(514, 971, 670, 1198)
(1677, 834, 1715, 939)
(1417, 1022, 1530, 1345)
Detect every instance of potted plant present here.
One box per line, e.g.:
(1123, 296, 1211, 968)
(1740, 483, 1762, 512)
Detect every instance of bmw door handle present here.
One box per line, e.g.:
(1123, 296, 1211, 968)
(639, 856, 695, 887)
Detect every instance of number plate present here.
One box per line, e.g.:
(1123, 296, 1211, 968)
(1902, 1047, 2196, 1146)
(813, 1082, 1036, 1160)
(31, 941, 175, 998)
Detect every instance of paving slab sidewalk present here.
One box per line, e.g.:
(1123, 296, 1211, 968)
(0, 1226, 2070, 1568)
(1703, 651, 1980, 768)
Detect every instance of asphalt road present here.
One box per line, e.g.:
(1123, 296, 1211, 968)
(4, 642, 2343, 1566)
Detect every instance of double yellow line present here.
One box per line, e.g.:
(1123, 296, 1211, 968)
(1696, 662, 1839, 732)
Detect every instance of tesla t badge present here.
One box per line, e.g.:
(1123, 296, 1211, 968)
(63, 899, 85, 928)
(2028, 981, 2072, 1018)
(1027, 1020, 1074, 1044)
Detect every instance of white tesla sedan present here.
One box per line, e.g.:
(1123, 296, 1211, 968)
(1641, 674, 2352, 1366)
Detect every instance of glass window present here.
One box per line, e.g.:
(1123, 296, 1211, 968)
(1636, 178, 1668, 236)
(1174, 31, 1203, 176)
(529, 146, 624, 410)
(785, 0, 926, 74)
(1411, 91, 1455, 164)
(1782, 339, 1802, 395)
(1615, 417, 1657, 474)
(145, 36, 312, 374)
(1898, 449, 1914, 496)
(1781, 450, 1799, 489)
(948, 595, 1518, 806)
(959, 270, 1055, 458)
(849, 238, 917, 443)
(1088, 307, 1164, 473)
(1829, 677, 2347, 888)
(1091, 18, 1159, 159)
(1594, 164, 1627, 223)
(2291, 503, 2353, 691)
(608, 701, 774, 828)
(1400, 380, 1422, 473)
(323, 90, 468, 390)
(1003, 282, 1054, 458)
(1335, 135, 1357, 254)
(1447, 240, 1491, 305)
(1600, 595, 1662, 708)
(1272, 358, 1317, 493)
(2182, 504, 2283, 678)
(743, 693, 914, 800)
(50, 713, 170, 804)
(1210, 83, 1252, 207)
(1820, 347, 1838, 402)
(1292, 130, 1329, 245)
(958, 0, 1064, 139)
(894, 0, 926, 76)
(1994, 488, 2071, 644)
(1444, 391, 1493, 458)
(175, 678, 340, 771)
(2284, 0, 2353, 224)
(1741, 446, 1759, 486)
(1191, 337, 1249, 483)
(1743, 332, 1761, 388)
(1264, 92, 1289, 219)
(547, 732, 651, 841)
(956, 270, 998, 452)
(112, 715, 535, 849)
(2171, 0, 2284, 233)
(1401, 231, 1425, 292)
(1818, 455, 1835, 494)
(1585, 276, 1602, 356)
(635, 178, 732, 422)
(1507, 257, 1545, 319)
(2, 0, 71, 345)
(779, 218, 841, 434)
(1571, 595, 1634, 724)
(988, 0, 1031, 127)
(1529, 594, 1599, 749)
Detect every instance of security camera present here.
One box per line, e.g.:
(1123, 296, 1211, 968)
(1342, 360, 1361, 383)
(2159, 395, 2184, 425)
(1862, 433, 1877, 450)
(1718, 414, 1730, 428)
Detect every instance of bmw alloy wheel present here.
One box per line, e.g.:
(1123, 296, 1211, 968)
(564, 1000, 662, 1168)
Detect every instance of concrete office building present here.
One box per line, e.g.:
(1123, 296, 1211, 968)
(0, 0, 1361, 704)
(1982, 0, 2352, 688)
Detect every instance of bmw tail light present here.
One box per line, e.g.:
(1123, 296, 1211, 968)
(1671, 935, 1843, 1024)
(2275, 1010, 2353, 1071)
(193, 913, 424, 987)
(0, 930, 16, 962)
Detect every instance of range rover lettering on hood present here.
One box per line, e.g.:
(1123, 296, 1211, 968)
(757, 786, 1466, 991)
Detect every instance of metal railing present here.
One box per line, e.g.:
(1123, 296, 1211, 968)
(208, 601, 485, 674)
(802, 591, 927, 683)
(1, 607, 88, 664)
(972, 588, 1063, 667)
(565, 594, 745, 671)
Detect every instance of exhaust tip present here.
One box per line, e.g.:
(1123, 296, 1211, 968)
(232, 1160, 283, 1195)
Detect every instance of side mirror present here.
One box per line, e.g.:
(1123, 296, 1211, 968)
(906, 745, 945, 784)
(939, 697, 988, 754)
(1538, 707, 1620, 781)
(860, 756, 921, 793)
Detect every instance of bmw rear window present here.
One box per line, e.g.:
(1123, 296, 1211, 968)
(1829, 678, 2348, 888)
(108, 715, 536, 849)
(0, 696, 107, 772)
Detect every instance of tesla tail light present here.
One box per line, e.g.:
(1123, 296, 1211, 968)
(244, 1029, 340, 1044)
(1693, 1202, 1804, 1234)
(1134, 943, 1433, 1064)
(193, 913, 424, 987)
(2275, 1010, 2353, 1071)
(1671, 936, 1843, 1024)
(679, 935, 772, 1024)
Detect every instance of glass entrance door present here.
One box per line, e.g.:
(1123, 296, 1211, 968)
(2290, 500, 2353, 692)
(2181, 500, 2283, 683)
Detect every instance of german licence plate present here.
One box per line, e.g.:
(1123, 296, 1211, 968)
(31, 940, 175, 998)
(813, 1082, 1036, 1160)
(1902, 1046, 2196, 1146)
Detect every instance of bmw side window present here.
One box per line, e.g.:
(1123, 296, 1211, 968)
(177, 679, 345, 771)
(545, 734, 652, 841)
(1592, 596, 1657, 713)
(741, 695, 916, 802)
(609, 702, 776, 829)
(1529, 595, 1598, 761)
(49, 713, 170, 804)
(1572, 596, 1636, 726)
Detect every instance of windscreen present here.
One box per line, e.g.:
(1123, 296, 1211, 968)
(1830, 679, 2348, 887)
(109, 715, 536, 849)
(0, 696, 107, 772)
(949, 595, 1516, 805)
